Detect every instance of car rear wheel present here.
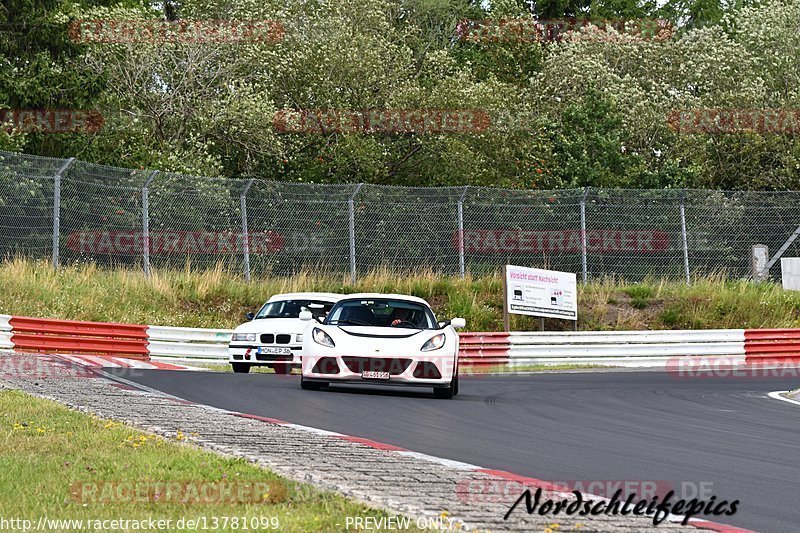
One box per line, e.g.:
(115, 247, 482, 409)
(231, 363, 250, 374)
(300, 377, 326, 390)
(271, 364, 292, 375)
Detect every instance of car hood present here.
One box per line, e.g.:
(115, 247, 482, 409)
(304, 324, 457, 356)
(233, 318, 309, 335)
(335, 325, 429, 339)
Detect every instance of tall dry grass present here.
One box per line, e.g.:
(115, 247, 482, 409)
(0, 259, 798, 330)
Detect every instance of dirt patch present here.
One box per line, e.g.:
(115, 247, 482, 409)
(583, 291, 666, 330)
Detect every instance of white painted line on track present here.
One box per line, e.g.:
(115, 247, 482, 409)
(767, 390, 800, 407)
(397, 451, 481, 470)
(284, 423, 343, 437)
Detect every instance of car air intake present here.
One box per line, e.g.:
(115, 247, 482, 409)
(255, 353, 293, 362)
(341, 357, 412, 376)
(311, 357, 340, 374)
(412, 362, 442, 379)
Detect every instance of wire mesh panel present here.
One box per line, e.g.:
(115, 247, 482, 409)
(686, 190, 800, 278)
(462, 188, 584, 276)
(584, 189, 685, 280)
(354, 184, 465, 275)
(147, 172, 246, 274)
(0, 152, 65, 261)
(60, 160, 151, 269)
(245, 180, 354, 276)
(2, 149, 800, 282)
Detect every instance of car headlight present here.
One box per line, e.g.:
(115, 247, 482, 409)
(421, 333, 446, 352)
(232, 333, 256, 342)
(312, 328, 335, 348)
(296, 333, 303, 343)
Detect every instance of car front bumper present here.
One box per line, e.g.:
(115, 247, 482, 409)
(301, 352, 456, 386)
(229, 345, 301, 366)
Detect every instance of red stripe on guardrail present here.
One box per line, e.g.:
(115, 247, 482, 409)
(744, 328, 800, 364)
(9, 316, 148, 338)
(8, 316, 150, 360)
(459, 332, 510, 366)
(11, 333, 149, 357)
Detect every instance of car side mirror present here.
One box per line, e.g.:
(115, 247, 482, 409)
(299, 310, 313, 321)
(450, 317, 466, 329)
(246, 312, 255, 321)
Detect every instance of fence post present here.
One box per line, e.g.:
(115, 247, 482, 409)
(51, 157, 74, 269)
(240, 178, 256, 282)
(458, 186, 469, 278)
(348, 183, 364, 284)
(141, 170, 158, 277)
(680, 190, 691, 285)
(580, 187, 590, 284)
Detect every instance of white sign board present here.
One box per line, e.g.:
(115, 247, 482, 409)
(505, 265, 577, 320)
(781, 258, 800, 291)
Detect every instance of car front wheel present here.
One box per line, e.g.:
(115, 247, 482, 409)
(231, 363, 251, 374)
(433, 373, 457, 399)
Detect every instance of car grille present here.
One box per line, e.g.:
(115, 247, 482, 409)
(260, 333, 293, 344)
(255, 353, 293, 362)
(341, 357, 412, 376)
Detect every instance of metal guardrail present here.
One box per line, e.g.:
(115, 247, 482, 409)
(744, 329, 800, 363)
(0, 314, 13, 351)
(459, 330, 747, 368)
(147, 325, 233, 343)
(1, 314, 798, 369)
(6, 316, 149, 358)
(146, 325, 232, 364)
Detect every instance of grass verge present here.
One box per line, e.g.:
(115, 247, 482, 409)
(0, 389, 421, 532)
(1, 258, 799, 331)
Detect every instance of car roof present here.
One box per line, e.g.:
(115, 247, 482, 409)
(335, 293, 431, 307)
(266, 292, 343, 302)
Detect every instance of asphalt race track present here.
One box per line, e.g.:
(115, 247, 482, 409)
(109, 368, 800, 533)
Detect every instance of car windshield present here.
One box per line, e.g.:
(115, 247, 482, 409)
(255, 300, 334, 319)
(325, 299, 436, 329)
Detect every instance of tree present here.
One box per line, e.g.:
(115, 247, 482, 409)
(0, 0, 143, 156)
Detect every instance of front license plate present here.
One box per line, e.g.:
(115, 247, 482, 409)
(258, 347, 292, 356)
(361, 371, 390, 380)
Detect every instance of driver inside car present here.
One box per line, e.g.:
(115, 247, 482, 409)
(390, 307, 415, 327)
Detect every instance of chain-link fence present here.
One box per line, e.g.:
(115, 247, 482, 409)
(1, 150, 798, 282)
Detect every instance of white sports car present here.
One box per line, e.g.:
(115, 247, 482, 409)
(299, 293, 466, 398)
(229, 292, 343, 374)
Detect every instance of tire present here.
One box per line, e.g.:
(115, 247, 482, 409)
(271, 364, 292, 375)
(453, 358, 459, 396)
(231, 363, 251, 374)
(301, 377, 326, 390)
(434, 375, 456, 399)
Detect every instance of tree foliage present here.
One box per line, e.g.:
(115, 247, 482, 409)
(2, 0, 800, 189)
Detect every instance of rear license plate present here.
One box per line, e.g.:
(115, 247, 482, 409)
(361, 371, 390, 380)
(258, 347, 291, 356)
